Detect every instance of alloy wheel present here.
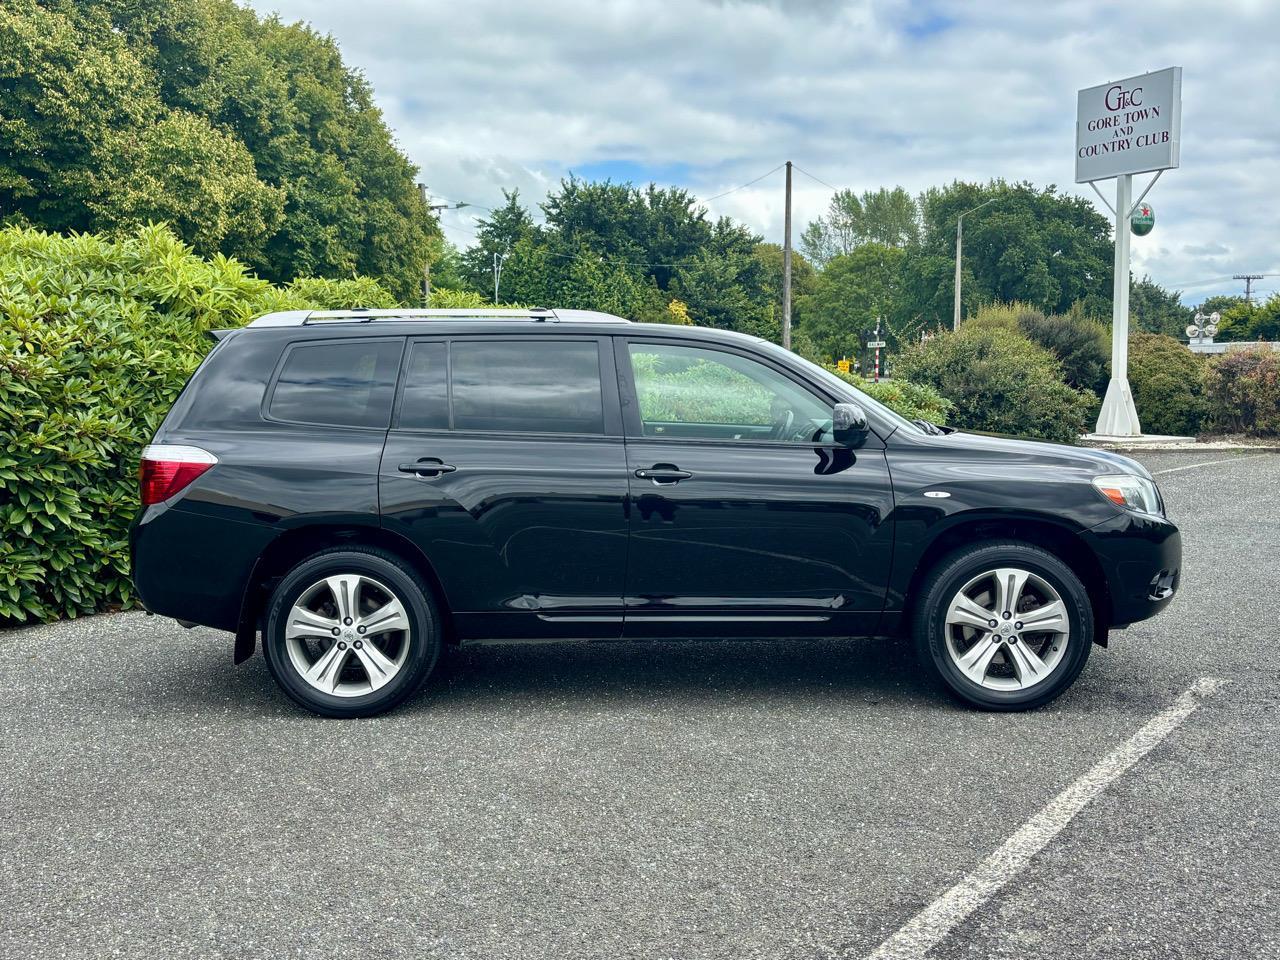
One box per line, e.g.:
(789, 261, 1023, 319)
(943, 566, 1070, 691)
(283, 574, 412, 697)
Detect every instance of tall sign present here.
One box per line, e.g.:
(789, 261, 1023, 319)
(1076, 67, 1182, 437)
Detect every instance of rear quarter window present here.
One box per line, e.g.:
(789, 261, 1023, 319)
(269, 339, 403, 429)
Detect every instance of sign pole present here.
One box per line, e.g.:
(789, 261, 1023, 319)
(1075, 66, 1181, 438)
(1095, 173, 1141, 436)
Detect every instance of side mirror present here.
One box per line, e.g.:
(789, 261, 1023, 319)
(832, 402, 869, 448)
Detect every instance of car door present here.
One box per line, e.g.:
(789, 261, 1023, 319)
(379, 334, 629, 639)
(617, 337, 895, 638)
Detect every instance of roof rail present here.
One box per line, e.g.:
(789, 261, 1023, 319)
(246, 308, 631, 328)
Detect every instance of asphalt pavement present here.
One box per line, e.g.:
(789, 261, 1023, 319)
(2, 450, 1277, 960)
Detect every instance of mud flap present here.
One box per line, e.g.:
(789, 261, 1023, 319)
(233, 558, 264, 664)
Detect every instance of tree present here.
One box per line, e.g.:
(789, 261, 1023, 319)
(796, 244, 907, 362)
(1129, 275, 1190, 337)
(910, 180, 1113, 322)
(460, 190, 540, 299)
(1217, 294, 1280, 342)
(0, 0, 437, 298)
(800, 187, 920, 266)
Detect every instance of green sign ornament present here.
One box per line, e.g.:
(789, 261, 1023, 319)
(1131, 202, 1155, 236)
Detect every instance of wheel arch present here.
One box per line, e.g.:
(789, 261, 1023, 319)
(235, 523, 455, 663)
(900, 512, 1112, 645)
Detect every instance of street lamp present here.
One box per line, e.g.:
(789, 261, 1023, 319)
(416, 183, 469, 301)
(953, 197, 996, 331)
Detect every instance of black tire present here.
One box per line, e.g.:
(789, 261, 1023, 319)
(913, 541, 1093, 711)
(263, 546, 441, 718)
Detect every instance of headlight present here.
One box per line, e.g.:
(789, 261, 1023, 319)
(1091, 474, 1164, 517)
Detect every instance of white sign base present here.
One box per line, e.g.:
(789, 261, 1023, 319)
(1095, 173, 1142, 437)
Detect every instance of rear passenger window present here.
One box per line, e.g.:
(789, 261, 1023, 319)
(269, 340, 402, 428)
(450, 340, 604, 434)
(398, 341, 449, 429)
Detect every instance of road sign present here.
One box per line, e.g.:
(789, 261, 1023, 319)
(1076, 67, 1181, 183)
(866, 340, 887, 349)
(1131, 202, 1155, 235)
(837, 359, 851, 373)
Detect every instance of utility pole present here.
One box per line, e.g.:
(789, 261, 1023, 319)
(782, 160, 793, 351)
(1234, 273, 1263, 304)
(953, 197, 995, 331)
(417, 182, 469, 304)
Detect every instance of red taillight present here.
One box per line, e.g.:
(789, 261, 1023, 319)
(139, 445, 218, 506)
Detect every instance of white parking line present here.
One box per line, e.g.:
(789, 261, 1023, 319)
(864, 677, 1229, 960)
(1153, 457, 1257, 476)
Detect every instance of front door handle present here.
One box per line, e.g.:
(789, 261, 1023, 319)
(635, 464, 693, 484)
(399, 458, 457, 478)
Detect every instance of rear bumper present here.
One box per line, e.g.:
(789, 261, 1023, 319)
(130, 503, 273, 633)
(1082, 511, 1182, 628)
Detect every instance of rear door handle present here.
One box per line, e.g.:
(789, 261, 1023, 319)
(635, 464, 693, 484)
(399, 458, 457, 477)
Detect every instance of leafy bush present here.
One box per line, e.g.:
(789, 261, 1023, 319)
(826, 367, 952, 424)
(1126, 332, 1208, 436)
(966, 302, 1109, 395)
(0, 224, 394, 623)
(632, 351, 773, 424)
(1017, 305, 1110, 396)
(428, 287, 491, 309)
(894, 325, 1094, 443)
(286, 277, 398, 309)
(1205, 348, 1280, 435)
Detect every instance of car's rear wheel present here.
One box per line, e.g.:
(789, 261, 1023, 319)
(263, 547, 440, 718)
(914, 541, 1093, 710)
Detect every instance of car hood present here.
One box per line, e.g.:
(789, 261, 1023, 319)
(910, 428, 1153, 479)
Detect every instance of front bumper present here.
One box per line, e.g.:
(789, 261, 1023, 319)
(1082, 510, 1182, 628)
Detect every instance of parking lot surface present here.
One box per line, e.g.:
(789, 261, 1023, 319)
(3, 450, 1278, 959)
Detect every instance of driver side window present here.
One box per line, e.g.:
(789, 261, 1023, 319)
(627, 342, 833, 442)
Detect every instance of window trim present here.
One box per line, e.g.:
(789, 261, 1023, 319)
(262, 336, 406, 431)
(390, 334, 624, 439)
(616, 336, 852, 448)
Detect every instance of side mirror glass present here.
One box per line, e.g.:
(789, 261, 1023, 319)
(832, 402, 869, 448)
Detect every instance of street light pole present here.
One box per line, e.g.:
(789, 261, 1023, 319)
(416, 182, 468, 303)
(953, 197, 996, 331)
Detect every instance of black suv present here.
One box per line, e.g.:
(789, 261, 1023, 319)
(131, 308, 1180, 717)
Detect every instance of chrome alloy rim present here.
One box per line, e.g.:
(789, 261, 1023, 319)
(284, 575, 412, 698)
(943, 567, 1069, 691)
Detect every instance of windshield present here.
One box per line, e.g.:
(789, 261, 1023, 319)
(755, 341, 923, 436)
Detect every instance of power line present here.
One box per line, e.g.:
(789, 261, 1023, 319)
(790, 164, 843, 194)
(697, 163, 787, 203)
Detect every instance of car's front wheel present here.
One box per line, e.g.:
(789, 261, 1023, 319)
(914, 541, 1093, 710)
(263, 547, 441, 718)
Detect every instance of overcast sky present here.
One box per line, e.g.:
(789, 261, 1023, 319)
(247, 0, 1279, 305)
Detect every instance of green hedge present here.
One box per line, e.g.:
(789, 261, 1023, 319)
(1127, 332, 1208, 436)
(1205, 348, 1280, 435)
(894, 323, 1094, 443)
(0, 224, 396, 623)
(825, 367, 953, 424)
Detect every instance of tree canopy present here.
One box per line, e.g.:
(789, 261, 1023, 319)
(0, 0, 436, 298)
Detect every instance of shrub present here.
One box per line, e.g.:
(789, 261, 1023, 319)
(428, 287, 490, 309)
(1126, 332, 1208, 436)
(0, 224, 395, 623)
(966, 302, 1110, 396)
(826, 367, 953, 424)
(287, 276, 398, 309)
(894, 325, 1094, 443)
(1205, 348, 1280, 435)
(1017, 305, 1110, 396)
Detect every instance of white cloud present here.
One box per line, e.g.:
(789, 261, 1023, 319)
(248, 0, 1280, 303)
